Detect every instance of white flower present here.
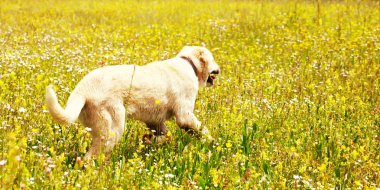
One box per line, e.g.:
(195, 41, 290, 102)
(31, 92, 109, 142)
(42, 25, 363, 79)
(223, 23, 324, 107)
(4, 104, 11, 110)
(293, 175, 302, 180)
(165, 173, 175, 178)
(0, 160, 7, 166)
(28, 177, 35, 184)
(19, 107, 27, 113)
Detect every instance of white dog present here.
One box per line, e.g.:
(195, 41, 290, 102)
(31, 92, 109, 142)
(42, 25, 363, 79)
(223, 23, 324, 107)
(46, 46, 220, 158)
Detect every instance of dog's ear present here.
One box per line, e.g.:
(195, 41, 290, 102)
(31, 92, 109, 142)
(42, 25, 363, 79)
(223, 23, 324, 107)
(197, 49, 208, 68)
(195, 48, 207, 66)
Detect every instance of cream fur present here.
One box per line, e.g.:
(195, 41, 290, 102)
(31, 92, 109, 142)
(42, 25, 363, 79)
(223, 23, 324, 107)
(45, 46, 220, 158)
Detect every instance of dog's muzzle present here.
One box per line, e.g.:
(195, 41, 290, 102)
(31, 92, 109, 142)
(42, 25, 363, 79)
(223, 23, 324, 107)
(207, 70, 220, 86)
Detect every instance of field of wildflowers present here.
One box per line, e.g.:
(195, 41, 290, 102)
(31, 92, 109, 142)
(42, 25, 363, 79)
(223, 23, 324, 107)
(0, 0, 379, 189)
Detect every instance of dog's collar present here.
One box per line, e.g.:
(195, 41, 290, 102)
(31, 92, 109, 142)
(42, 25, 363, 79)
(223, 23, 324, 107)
(180, 56, 198, 77)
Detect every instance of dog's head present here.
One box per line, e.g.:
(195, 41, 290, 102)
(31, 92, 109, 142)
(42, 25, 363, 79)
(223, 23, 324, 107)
(177, 46, 221, 87)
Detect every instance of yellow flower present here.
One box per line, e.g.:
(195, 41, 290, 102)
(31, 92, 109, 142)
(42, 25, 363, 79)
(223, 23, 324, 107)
(299, 165, 306, 173)
(216, 146, 222, 152)
(318, 163, 326, 172)
(351, 150, 359, 160)
(226, 141, 232, 148)
(49, 147, 56, 156)
(155, 100, 160, 105)
(235, 152, 242, 159)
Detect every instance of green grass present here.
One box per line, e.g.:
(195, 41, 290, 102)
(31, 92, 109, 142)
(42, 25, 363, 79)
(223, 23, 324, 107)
(1, 0, 379, 188)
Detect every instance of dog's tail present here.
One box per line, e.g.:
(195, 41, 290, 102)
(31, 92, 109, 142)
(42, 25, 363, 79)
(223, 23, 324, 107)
(45, 85, 86, 125)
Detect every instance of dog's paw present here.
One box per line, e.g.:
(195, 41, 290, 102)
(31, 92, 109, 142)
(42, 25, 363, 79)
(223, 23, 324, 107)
(142, 134, 153, 144)
(199, 127, 214, 142)
(201, 134, 215, 144)
(142, 133, 172, 145)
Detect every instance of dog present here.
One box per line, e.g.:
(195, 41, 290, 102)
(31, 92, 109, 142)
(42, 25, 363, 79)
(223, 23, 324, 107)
(46, 46, 220, 159)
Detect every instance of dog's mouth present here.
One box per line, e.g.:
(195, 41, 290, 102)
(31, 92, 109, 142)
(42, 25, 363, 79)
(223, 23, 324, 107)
(207, 70, 220, 86)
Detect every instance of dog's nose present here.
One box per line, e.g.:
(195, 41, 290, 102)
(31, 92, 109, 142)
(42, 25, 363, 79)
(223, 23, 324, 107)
(211, 69, 220, 75)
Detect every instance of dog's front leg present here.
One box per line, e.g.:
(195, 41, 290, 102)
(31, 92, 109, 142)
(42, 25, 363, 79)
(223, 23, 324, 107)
(143, 123, 172, 144)
(176, 111, 214, 142)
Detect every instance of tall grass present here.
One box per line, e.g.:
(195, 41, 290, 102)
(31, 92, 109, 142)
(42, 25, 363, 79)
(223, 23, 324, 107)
(0, 0, 379, 188)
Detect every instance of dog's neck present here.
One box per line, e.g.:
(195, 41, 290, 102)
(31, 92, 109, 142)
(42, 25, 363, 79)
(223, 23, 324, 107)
(180, 56, 198, 77)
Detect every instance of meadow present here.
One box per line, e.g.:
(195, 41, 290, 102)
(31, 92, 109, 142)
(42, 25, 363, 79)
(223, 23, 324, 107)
(0, 0, 379, 189)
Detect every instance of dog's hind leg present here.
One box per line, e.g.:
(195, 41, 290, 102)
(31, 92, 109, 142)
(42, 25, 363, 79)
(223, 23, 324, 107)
(80, 111, 108, 160)
(105, 104, 125, 154)
(79, 106, 114, 159)
(80, 103, 125, 160)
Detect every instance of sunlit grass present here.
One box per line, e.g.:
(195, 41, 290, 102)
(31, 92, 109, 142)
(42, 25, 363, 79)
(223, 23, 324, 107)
(1, 0, 379, 188)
